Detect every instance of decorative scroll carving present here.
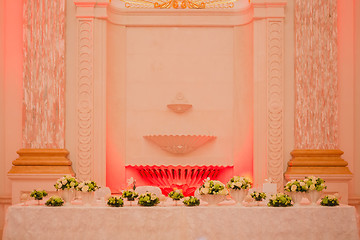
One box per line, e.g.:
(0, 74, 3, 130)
(77, 19, 94, 180)
(267, 20, 284, 191)
(121, 0, 235, 9)
(294, 0, 338, 149)
(22, 0, 65, 148)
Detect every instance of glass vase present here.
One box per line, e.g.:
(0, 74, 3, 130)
(306, 190, 322, 205)
(290, 192, 304, 207)
(61, 188, 74, 206)
(200, 194, 226, 206)
(230, 189, 248, 207)
(82, 191, 94, 206)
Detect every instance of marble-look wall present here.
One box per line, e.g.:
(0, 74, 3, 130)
(22, 0, 65, 148)
(295, 0, 338, 149)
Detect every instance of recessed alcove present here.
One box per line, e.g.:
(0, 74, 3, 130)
(106, 1, 254, 190)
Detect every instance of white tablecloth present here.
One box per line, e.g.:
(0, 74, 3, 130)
(3, 204, 359, 240)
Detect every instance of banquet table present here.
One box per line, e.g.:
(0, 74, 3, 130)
(3, 204, 359, 240)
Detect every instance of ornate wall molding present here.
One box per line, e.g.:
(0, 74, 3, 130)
(267, 19, 284, 190)
(76, 18, 95, 181)
(22, 0, 65, 148)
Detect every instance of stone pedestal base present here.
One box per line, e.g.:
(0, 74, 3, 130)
(8, 149, 75, 204)
(284, 149, 352, 203)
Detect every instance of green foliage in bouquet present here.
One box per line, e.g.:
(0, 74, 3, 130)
(199, 178, 228, 195)
(138, 192, 160, 206)
(30, 190, 48, 200)
(45, 196, 64, 207)
(320, 195, 339, 207)
(77, 180, 99, 192)
(168, 189, 184, 200)
(107, 196, 124, 207)
(250, 191, 266, 201)
(183, 196, 200, 206)
(284, 179, 308, 193)
(122, 190, 139, 201)
(304, 176, 327, 191)
(268, 193, 293, 207)
(54, 175, 79, 190)
(226, 176, 252, 190)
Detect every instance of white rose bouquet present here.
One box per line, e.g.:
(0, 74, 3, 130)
(304, 176, 327, 191)
(198, 178, 228, 195)
(183, 196, 200, 206)
(284, 179, 307, 192)
(54, 175, 79, 190)
(320, 195, 339, 206)
(226, 176, 252, 190)
(76, 180, 99, 192)
(138, 192, 160, 206)
(168, 189, 184, 201)
(268, 193, 293, 207)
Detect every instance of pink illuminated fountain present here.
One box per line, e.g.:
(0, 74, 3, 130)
(128, 165, 232, 196)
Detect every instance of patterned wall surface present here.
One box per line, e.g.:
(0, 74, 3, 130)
(23, 0, 65, 148)
(295, 0, 338, 149)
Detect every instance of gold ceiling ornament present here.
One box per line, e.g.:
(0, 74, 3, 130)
(121, 0, 236, 9)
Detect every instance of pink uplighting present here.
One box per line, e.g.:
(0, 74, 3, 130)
(127, 165, 233, 196)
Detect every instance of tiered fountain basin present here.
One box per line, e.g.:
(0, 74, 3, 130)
(143, 135, 217, 154)
(127, 165, 233, 196)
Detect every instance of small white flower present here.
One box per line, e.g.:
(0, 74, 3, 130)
(70, 182, 75, 187)
(58, 183, 62, 188)
(309, 184, 315, 190)
(291, 185, 297, 192)
(300, 182, 305, 186)
(62, 179, 67, 185)
(82, 185, 89, 192)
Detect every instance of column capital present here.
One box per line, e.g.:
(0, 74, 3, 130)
(252, 0, 287, 19)
(74, 0, 110, 18)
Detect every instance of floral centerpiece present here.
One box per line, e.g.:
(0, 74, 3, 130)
(304, 176, 327, 191)
(45, 196, 64, 207)
(77, 180, 99, 206)
(183, 196, 200, 207)
(54, 175, 79, 205)
(268, 193, 293, 207)
(138, 192, 160, 206)
(250, 191, 266, 201)
(320, 195, 339, 207)
(169, 189, 184, 200)
(54, 175, 79, 190)
(30, 190, 48, 200)
(226, 176, 252, 190)
(107, 196, 124, 207)
(198, 178, 228, 206)
(284, 179, 307, 206)
(304, 176, 327, 205)
(122, 190, 139, 201)
(76, 180, 99, 192)
(227, 176, 252, 206)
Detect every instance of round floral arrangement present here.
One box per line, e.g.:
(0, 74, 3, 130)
(54, 175, 79, 190)
(198, 178, 228, 195)
(107, 196, 124, 207)
(45, 196, 64, 207)
(138, 192, 160, 206)
(122, 190, 139, 201)
(284, 179, 307, 192)
(250, 191, 266, 201)
(76, 180, 99, 192)
(268, 193, 293, 207)
(226, 176, 252, 190)
(30, 190, 48, 200)
(320, 195, 339, 207)
(304, 176, 327, 191)
(168, 189, 184, 201)
(183, 196, 200, 206)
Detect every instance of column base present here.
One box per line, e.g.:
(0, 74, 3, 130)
(284, 149, 352, 203)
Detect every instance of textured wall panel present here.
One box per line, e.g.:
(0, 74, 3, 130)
(23, 0, 65, 148)
(295, 0, 338, 149)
